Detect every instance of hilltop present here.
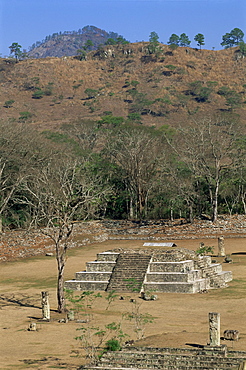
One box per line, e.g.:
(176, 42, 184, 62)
(1, 42, 246, 130)
(27, 25, 127, 58)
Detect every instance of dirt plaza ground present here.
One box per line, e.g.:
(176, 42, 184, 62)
(1, 232, 246, 369)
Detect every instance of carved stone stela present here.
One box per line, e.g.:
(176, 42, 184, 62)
(209, 312, 220, 346)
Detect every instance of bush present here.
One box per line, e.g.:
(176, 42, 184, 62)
(105, 338, 121, 352)
(4, 99, 15, 108)
(19, 111, 32, 122)
(32, 89, 44, 99)
(84, 88, 98, 99)
(196, 243, 214, 256)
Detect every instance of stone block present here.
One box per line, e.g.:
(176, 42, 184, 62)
(75, 271, 112, 281)
(86, 261, 116, 272)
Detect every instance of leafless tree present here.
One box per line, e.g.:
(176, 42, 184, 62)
(25, 157, 111, 313)
(105, 126, 165, 219)
(0, 121, 50, 232)
(165, 115, 244, 222)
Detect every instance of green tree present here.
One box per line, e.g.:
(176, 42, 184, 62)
(149, 31, 159, 44)
(168, 34, 180, 46)
(179, 33, 191, 47)
(194, 33, 205, 50)
(116, 36, 129, 44)
(9, 42, 22, 61)
(84, 88, 98, 99)
(77, 49, 87, 60)
(148, 31, 161, 55)
(83, 39, 94, 50)
(221, 28, 244, 48)
(238, 41, 246, 56)
(105, 38, 117, 45)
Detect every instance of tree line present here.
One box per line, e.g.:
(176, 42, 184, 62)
(1, 115, 245, 231)
(8, 27, 245, 61)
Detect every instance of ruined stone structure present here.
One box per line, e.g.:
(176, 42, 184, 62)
(81, 346, 246, 370)
(65, 248, 232, 293)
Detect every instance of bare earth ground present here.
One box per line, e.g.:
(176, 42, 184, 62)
(1, 220, 246, 369)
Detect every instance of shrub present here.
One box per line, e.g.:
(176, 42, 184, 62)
(105, 338, 121, 352)
(217, 86, 232, 96)
(196, 243, 214, 256)
(19, 111, 32, 122)
(127, 112, 142, 122)
(32, 89, 44, 99)
(164, 64, 176, 70)
(44, 82, 54, 96)
(4, 99, 15, 108)
(187, 81, 212, 102)
(84, 88, 98, 99)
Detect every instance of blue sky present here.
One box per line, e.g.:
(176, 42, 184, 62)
(1, 0, 245, 56)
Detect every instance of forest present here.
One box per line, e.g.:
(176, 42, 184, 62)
(1, 113, 245, 233)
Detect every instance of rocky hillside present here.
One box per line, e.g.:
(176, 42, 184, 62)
(1, 43, 246, 130)
(27, 25, 126, 58)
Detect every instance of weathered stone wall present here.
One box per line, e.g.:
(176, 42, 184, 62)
(83, 346, 246, 370)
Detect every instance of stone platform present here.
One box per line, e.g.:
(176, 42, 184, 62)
(65, 248, 232, 294)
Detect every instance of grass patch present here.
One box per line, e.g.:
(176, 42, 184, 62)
(2, 277, 56, 289)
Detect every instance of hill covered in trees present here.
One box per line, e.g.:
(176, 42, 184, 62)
(0, 40, 246, 230)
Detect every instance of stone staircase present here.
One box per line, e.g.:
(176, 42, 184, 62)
(65, 248, 232, 294)
(194, 256, 232, 289)
(81, 346, 246, 370)
(65, 251, 119, 291)
(106, 253, 152, 292)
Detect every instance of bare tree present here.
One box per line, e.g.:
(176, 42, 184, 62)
(166, 116, 244, 222)
(0, 121, 50, 232)
(25, 157, 111, 313)
(105, 126, 165, 219)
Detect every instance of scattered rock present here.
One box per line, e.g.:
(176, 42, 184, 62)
(28, 322, 37, 331)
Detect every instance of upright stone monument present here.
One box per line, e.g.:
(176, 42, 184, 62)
(218, 236, 225, 257)
(209, 312, 220, 346)
(41, 291, 50, 321)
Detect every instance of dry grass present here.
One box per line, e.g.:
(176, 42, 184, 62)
(1, 44, 246, 130)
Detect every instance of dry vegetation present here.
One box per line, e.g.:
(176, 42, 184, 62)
(1, 43, 246, 130)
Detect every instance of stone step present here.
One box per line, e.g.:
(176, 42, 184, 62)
(145, 270, 202, 283)
(201, 263, 223, 276)
(96, 252, 120, 262)
(143, 279, 209, 293)
(64, 280, 109, 291)
(75, 271, 112, 281)
(106, 253, 151, 292)
(98, 356, 243, 370)
(86, 262, 116, 272)
(149, 260, 194, 273)
(98, 351, 245, 369)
